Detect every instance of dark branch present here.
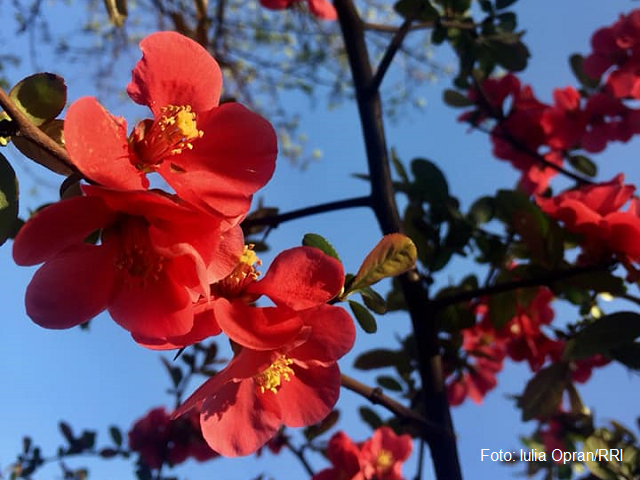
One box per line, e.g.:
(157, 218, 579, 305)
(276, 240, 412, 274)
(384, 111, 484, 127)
(369, 15, 416, 94)
(241, 195, 372, 229)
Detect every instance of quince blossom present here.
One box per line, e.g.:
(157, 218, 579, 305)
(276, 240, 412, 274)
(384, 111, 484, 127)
(13, 186, 242, 342)
(65, 31, 277, 218)
(260, 0, 337, 21)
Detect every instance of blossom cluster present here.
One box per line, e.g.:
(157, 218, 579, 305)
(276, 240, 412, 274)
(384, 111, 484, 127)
(445, 288, 608, 406)
(312, 428, 413, 480)
(13, 31, 355, 458)
(459, 9, 640, 195)
(128, 407, 217, 468)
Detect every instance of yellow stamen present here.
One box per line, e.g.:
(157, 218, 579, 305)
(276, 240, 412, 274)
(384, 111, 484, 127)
(376, 449, 394, 470)
(211, 244, 261, 299)
(254, 356, 295, 394)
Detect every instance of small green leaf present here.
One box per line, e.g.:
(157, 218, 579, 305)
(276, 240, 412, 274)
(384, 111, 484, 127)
(443, 89, 473, 108)
(9, 73, 66, 126)
(376, 375, 403, 391)
(390, 148, 409, 183)
(570, 53, 600, 89)
(468, 196, 495, 224)
(109, 426, 123, 447)
(564, 312, 640, 360)
(568, 154, 597, 177)
(349, 300, 378, 333)
(354, 349, 405, 370)
(583, 434, 618, 480)
(485, 37, 530, 72)
(304, 410, 339, 441)
(610, 343, 640, 370)
(347, 234, 417, 294)
(488, 288, 517, 329)
(519, 362, 570, 421)
(302, 233, 340, 261)
(0, 152, 18, 246)
(360, 287, 387, 314)
(358, 407, 383, 430)
(411, 158, 449, 205)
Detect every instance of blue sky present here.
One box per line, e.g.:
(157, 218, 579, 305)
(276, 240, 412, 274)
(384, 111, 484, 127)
(1, 1, 639, 479)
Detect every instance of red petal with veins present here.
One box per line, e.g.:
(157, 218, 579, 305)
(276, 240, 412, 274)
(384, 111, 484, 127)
(248, 247, 344, 310)
(25, 244, 115, 329)
(65, 97, 146, 190)
(161, 103, 277, 217)
(127, 32, 222, 116)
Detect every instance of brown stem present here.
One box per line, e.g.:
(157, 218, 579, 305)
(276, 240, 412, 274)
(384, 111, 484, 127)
(334, 1, 462, 478)
(241, 195, 372, 229)
(284, 438, 315, 477)
(369, 15, 416, 94)
(340, 374, 449, 443)
(0, 87, 77, 175)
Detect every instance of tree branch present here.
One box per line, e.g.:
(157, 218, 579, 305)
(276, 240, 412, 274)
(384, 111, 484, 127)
(284, 439, 315, 477)
(0, 87, 77, 175)
(241, 195, 371, 229)
(369, 15, 416, 94)
(334, 0, 462, 478)
(432, 263, 612, 309)
(340, 374, 449, 443)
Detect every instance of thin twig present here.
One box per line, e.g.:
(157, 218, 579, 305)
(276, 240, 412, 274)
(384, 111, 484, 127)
(242, 195, 372, 229)
(340, 374, 450, 443)
(369, 15, 416, 94)
(284, 439, 315, 477)
(0, 87, 76, 175)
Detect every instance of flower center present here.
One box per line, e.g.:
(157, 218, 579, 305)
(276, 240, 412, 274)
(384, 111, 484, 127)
(130, 104, 203, 170)
(254, 356, 295, 394)
(107, 217, 166, 284)
(376, 449, 394, 470)
(210, 245, 261, 300)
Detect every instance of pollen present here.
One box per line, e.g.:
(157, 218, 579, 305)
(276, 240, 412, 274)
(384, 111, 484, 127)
(131, 104, 204, 168)
(376, 449, 394, 470)
(210, 244, 261, 299)
(254, 356, 295, 394)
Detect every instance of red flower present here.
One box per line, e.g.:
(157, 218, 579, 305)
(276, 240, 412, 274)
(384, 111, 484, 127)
(312, 428, 413, 480)
(360, 427, 413, 480)
(128, 407, 217, 469)
(13, 185, 242, 343)
(65, 32, 277, 218)
(135, 246, 346, 351)
(541, 87, 588, 150)
(537, 174, 640, 262)
(260, 0, 337, 21)
(173, 303, 355, 457)
(312, 431, 364, 480)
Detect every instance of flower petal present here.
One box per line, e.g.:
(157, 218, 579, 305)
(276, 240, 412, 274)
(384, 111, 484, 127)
(307, 0, 337, 20)
(65, 97, 146, 190)
(199, 379, 282, 457)
(13, 195, 115, 266)
(24, 244, 115, 329)
(127, 31, 222, 116)
(214, 299, 304, 350)
(161, 103, 277, 217)
(108, 268, 194, 339)
(292, 305, 355, 363)
(249, 247, 344, 310)
(277, 362, 340, 428)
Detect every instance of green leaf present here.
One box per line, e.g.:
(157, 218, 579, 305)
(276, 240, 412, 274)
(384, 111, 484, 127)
(360, 287, 387, 314)
(394, 0, 439, 22)
(569, 53, 600, 89)
(410, 158, 449, 205)
(304, 410, 339, 441)
(519, 362, 570, 421)
(468, 196, 495, 224)
(302, 233, 341, 261)
(109, 426, 123, 447)
(347, 234, 417, 294)
(485, 37, 530, 72)
(495, 0, 518, 9)
(610, 343, 640, 370)
(488, 287, 517, 329)
(497, 12, 517, 32)
(358, 407, 383, 430)
(354, 349, 405, 370)
(563, 312, 640, 361)
(568, 155, 597, 177)
(349, 300, 378, 333)
(390, 148, 410, 184)
(9, 73, 66, 126)
(376, 375, 403, 391)
(583, 434, 618, 480)
(443, 89, 473, 108)
(0, 152, 18, 246)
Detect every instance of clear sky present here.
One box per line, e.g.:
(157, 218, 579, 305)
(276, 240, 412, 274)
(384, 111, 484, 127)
(1, 1, 639, 479)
